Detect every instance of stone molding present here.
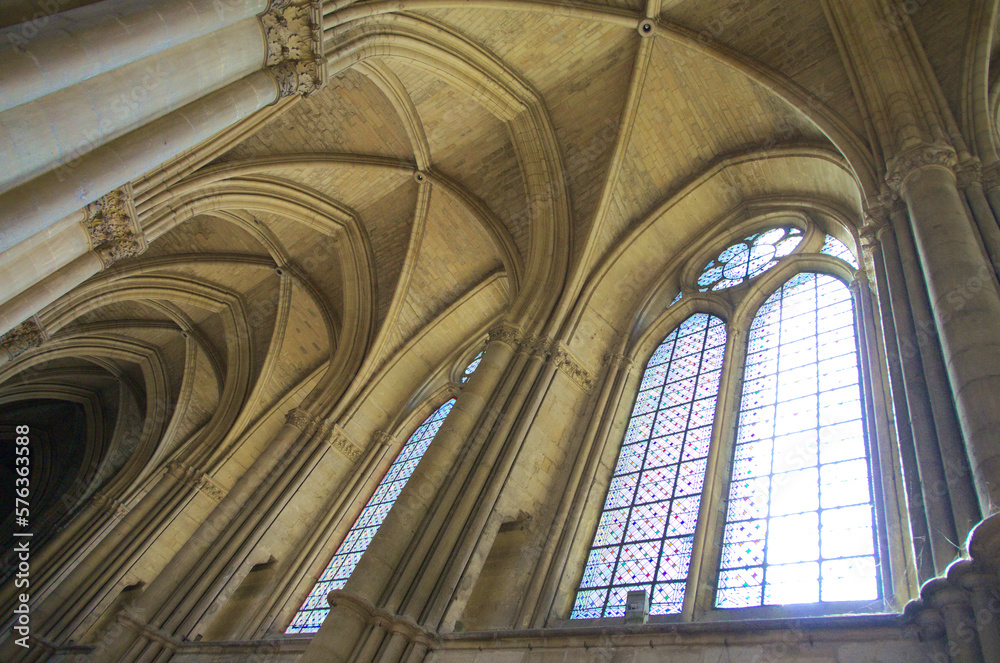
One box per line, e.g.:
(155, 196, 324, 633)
(84, 184, 146, 268)
(116, 610, 180, 650)
(902, 513, 1000, 657)
(261, 0, 326, 97)
(0, 317, 47, 360)
(885, 141, 958, 191)
(90, 490, 130, 519)
(166, 461, 226, 503)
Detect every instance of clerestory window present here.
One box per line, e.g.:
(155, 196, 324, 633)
(571, 223, 884, 621)
(287, 354, 483, 634)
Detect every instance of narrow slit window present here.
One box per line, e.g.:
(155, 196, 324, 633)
(285, 399, 456, 634)
(571, 313, 726, 619)
(717, 273, 878, 609)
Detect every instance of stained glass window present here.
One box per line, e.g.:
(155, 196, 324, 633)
(285, 399, 456, 634)
(820, 234, 859, 269)
(571, 314, 726, 619)
(716, 273, 878, 609)
(697, 227, 803, 292)
(461, 352, 483, 384)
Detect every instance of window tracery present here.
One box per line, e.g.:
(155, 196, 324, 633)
(696, 227, 803, 292)
(571, 221, 883, 621)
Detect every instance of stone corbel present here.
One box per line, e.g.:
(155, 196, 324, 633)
(884, 141, 958, 192)
(0, 317, 47, 360)
(84, 184, 147, 268)
(261, 0, 327, 97)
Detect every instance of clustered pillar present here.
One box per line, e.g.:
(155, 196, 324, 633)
(0, 0, 327, 343)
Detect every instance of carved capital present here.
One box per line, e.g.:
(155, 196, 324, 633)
(260, 0, 326, 97)
(323, 424, 364, 462)
(84, 185, 146, 268)
(0, 317, 47, 360)
(166, 461, 226, 502)
(602, 350, 633, 371)
(519, 333, 554, 360)
(90, 490, 129, 519)
(551, 344, 596, 392)
(268, 59, 324, 98)
(955, 159, 983, 188)
(371, 429, 396, 448)
(285, 407, 317, 432)
(983, 162, 1000, 190)
(486, 323, 521, 349)
(885, 142, 958, 191)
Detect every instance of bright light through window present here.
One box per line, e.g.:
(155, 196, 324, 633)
(285, 399, 456, 634)
(697, 227, 803, 292)
(716, 273, 878, 608)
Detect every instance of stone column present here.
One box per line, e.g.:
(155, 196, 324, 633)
(0, 186, 145, 340)
(301, 325, 521, 663)
(0, 0, 326, 254)
(868, 234, 934, 584)
(888, 142, 1000, 513)
(88, 413, 315, 662)
(0, 17, 267, 194)
(0, 0, 268, 112)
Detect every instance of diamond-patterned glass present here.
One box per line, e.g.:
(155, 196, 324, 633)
(717, 273, 879, 609)
(286, 399, 456, 634)
(571, 314, 725, 619)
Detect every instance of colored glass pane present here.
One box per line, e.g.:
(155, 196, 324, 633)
(570, 314, 726, 619)
(716, 273, 878, 609)
(697, 227, 803, 292)
(286, 399, 456, 634)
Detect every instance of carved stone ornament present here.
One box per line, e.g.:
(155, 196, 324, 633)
(84, 184, 146, 268)
(371, 430, 396, 448)
(486, 324, 521, 349)
(166, 461, 226, 502)
(323, 424, 364, 462)
(0, 317, 47, 360)
(260, 0, 326, 97)
(285, 407, 317, 431)
(552, 345, 597, 392)
(884, 141, 958, 191)
(90, 491, 130, 519)
(955, 159, 983, 188)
